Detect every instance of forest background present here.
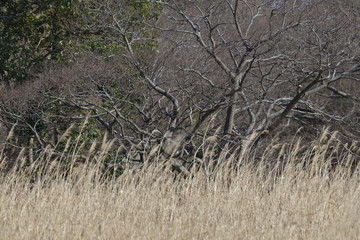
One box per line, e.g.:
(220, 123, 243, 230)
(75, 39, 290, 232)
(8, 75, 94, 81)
(0, 0, 360, 175)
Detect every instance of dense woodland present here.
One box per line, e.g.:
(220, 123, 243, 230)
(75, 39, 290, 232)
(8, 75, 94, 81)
(0, 0, 359, 173)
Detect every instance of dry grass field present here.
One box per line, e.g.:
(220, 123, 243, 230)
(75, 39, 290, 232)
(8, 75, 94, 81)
(0, 131, 360, 240)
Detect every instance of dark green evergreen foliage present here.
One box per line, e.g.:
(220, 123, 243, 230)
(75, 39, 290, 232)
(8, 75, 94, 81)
(0, 0, 85, 83)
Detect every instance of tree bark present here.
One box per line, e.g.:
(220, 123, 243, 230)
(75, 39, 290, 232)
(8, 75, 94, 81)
(224, 93, 238, 134)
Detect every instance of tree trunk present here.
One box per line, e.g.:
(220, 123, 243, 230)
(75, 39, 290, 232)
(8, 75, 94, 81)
(224, 92, 238, 134)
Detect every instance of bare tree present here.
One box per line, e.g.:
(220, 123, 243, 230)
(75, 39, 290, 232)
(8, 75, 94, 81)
(40, 0, 359, 165)
(140, 0, 360, 148)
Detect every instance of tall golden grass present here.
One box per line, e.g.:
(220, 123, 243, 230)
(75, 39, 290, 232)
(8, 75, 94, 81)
(0, 128, 359, 239)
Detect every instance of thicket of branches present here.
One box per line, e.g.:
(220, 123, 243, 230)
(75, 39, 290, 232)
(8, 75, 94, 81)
(0, 0, 359, 173)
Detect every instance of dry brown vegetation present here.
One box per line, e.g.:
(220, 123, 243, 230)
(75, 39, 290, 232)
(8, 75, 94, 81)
(0, 128, 360, 240)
